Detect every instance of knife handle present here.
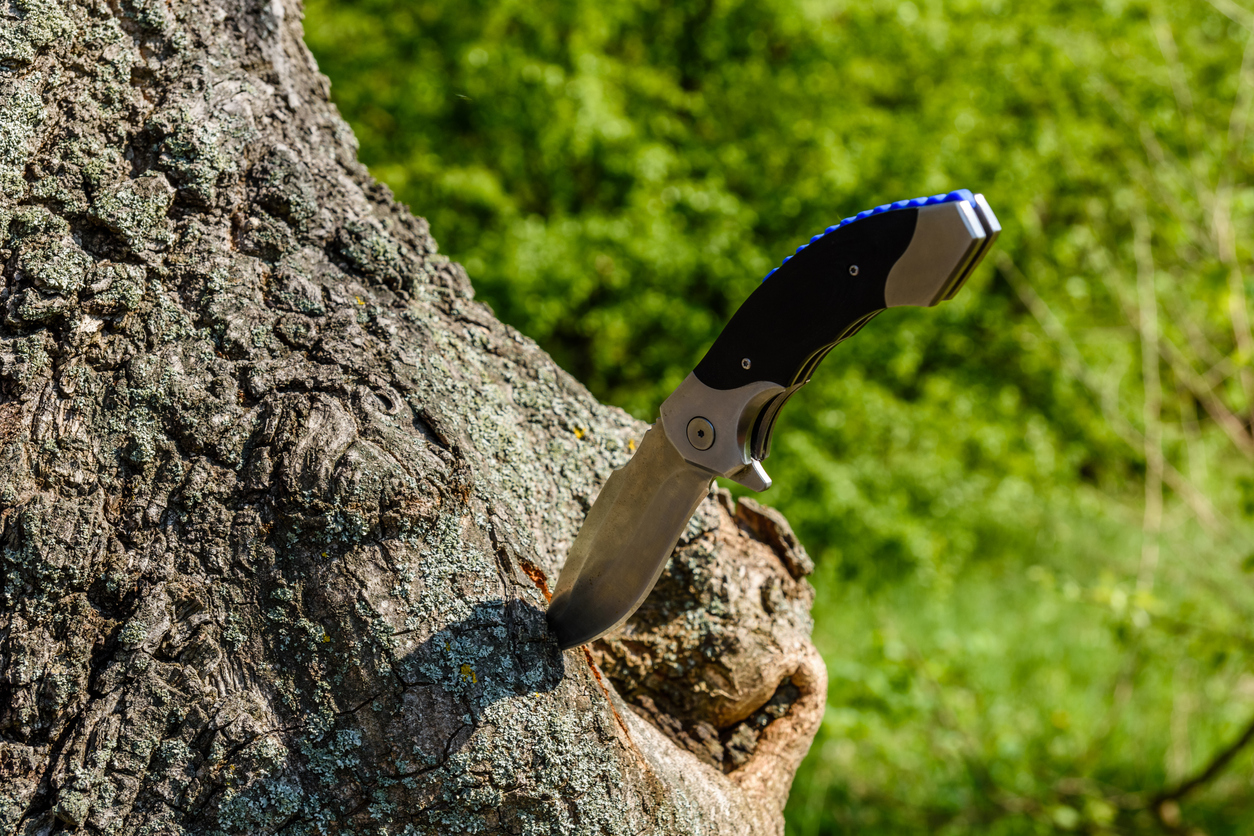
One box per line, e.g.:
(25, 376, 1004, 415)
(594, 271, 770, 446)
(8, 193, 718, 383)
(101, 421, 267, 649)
(693, 191, 996, 392)
(666, 191, 999, 473)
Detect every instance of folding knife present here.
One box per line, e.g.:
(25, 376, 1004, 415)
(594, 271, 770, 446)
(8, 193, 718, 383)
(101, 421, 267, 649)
(547, 190, 1001, 650)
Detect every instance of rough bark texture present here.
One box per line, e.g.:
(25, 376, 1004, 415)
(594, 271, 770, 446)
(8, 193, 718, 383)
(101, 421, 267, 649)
(0, 1, 826, 833)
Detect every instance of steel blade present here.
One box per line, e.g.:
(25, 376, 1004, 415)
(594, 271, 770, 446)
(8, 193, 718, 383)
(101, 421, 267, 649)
(547, 424, 713, 650)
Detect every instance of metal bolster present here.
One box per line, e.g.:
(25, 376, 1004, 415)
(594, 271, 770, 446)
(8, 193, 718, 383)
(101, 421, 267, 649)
(659, 373, 785, 491)
(884, 201, 985, 308)
(883, 194, 1001, 307)
(942, 193, 1001, 301)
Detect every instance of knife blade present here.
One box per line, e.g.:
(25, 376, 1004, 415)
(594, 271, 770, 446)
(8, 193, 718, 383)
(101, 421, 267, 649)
(547, 190, 1001, 650)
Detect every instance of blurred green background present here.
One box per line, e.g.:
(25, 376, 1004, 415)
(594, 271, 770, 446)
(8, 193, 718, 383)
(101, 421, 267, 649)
(304, 0, 1254, 831)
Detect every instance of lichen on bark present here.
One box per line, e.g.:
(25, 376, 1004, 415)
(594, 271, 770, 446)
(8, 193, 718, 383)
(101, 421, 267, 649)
(0, 1, 826, 833)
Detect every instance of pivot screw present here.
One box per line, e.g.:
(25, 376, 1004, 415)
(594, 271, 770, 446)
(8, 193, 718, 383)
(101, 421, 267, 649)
(741, 358, 752, 370)
(686, 417, 715, 451)
(849, 265, 860, 276)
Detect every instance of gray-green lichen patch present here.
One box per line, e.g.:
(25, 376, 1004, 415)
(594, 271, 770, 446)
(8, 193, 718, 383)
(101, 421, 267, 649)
(5, 286, 72, 323)
(2, 206, 94, 323)
(88, 173, 176, 252)
(154, 109, 245, 206)
(0, 72, 45, 197)
(83, 262, 147, 314)
(0, 330, 51, 394)
(253, 144, 318, 228)
(0, 742, 44, 830)
(5, 202, 66, 244)
(0, 0, 71, 66)
(117, 0, 175, 34)
(14, 233, 92, 294)
(212, 737, 301, 834)
(334, 218, 415, 292)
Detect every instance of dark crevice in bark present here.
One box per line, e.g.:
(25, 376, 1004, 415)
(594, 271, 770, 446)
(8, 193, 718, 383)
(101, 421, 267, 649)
(17, 710, 87, 831)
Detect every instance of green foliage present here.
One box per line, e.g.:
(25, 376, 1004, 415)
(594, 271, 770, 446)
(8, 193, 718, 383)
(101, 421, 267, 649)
(306, 0, 1254, 831)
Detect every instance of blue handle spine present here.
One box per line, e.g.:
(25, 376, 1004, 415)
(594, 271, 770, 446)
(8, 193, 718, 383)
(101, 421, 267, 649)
(762, 189, 977, 281)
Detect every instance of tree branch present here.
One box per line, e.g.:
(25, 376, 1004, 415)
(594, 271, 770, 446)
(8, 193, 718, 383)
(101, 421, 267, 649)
(1154, 712, 1254, 806)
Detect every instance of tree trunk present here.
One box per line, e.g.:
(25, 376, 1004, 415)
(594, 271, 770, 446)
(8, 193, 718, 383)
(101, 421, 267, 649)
(0, 1, 825, 833)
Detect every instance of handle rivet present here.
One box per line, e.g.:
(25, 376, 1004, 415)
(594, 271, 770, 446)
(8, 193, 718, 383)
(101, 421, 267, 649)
(741, 358, 752, 370)
(686, 417, 715, 451)
(849, 265, 860, 276)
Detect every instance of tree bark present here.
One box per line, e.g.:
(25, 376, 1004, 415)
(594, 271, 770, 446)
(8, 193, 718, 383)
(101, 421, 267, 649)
(0, 1, 825, 833)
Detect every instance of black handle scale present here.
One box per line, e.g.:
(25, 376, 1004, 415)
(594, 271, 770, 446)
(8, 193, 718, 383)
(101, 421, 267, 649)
(693, 207, 919, 391)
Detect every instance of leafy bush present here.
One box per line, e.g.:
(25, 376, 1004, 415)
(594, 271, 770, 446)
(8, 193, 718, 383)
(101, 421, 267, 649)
(307, 1, 1254, 831)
